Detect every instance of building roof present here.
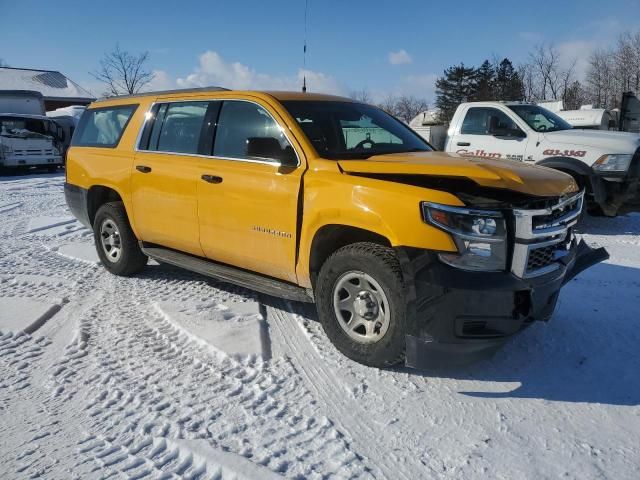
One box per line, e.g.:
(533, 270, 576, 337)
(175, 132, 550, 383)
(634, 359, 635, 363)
(0, 67, 95, 103)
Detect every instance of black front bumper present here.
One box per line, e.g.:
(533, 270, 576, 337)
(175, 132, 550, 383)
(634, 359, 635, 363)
(397, 240, 609, 369)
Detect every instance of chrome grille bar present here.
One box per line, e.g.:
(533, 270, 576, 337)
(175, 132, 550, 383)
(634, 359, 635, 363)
(511, 191, 584, 278)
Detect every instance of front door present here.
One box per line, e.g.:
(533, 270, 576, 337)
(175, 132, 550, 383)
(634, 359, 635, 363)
(131, 100, 213, 256)
(452, 106, 529, 162)
(197, 99, 304, 282)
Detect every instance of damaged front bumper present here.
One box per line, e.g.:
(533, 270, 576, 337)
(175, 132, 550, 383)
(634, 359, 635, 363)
(397, 239, 609, 369)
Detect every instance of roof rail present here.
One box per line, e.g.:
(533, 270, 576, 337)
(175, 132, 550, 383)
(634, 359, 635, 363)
(99, 86, 229, 101)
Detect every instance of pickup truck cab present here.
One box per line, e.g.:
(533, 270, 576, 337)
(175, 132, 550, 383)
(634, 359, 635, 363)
(65, 88, 607, 368)
(444, 102, 640, 216)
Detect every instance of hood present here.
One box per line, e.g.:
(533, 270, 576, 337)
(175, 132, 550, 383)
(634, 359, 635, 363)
(338, 151, 578, 197)
(544, 129, 640, 151)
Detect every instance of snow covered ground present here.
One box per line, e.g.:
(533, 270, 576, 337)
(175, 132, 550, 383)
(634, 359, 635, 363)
(0, 172, 638, 479)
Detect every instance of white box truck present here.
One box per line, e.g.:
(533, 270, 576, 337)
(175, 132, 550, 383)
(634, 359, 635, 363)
(0, 91, 63, 172)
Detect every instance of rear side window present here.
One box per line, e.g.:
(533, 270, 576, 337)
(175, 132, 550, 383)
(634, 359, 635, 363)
(72, 105, 137, 147)
(141, 101, 214, 155)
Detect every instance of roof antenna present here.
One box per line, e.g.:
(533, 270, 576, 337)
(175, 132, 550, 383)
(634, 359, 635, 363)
(302, 0, 309, 92)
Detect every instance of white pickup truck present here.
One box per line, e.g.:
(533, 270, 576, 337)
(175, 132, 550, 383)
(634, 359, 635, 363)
(443, 102, 640, 216)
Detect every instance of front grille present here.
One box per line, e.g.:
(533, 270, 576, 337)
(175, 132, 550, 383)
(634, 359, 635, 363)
(12, 149, 49, 157)
(532, 196, 581, 230)
(527, 245, 555, 271)
(511, 191, 584, 278)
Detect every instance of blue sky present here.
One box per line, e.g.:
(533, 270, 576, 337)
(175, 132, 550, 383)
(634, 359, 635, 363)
(2, 0, 639, 102)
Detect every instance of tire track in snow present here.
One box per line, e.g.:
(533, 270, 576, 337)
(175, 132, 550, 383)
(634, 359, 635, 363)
(265, 303, 418, 480)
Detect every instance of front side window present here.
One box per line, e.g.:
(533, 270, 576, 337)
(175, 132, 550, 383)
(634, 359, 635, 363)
(282, 101, 431, 159)
(461, 107, 519, 135)
(213, 101, 294, 162)
(73, 105, 137, 147)
(508, 105, 572, 132)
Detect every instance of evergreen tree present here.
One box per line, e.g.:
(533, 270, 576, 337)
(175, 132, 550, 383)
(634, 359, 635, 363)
(495, 58, 524, 101)
(473, 60, 495, 101)
(435, 63, 478, 121)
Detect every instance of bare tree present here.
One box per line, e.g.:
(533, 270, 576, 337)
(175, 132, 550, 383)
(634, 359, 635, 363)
(91, 44, 155, 96)
(518, 63, 536, 102)
(349, 89, 372, 104)
(394, 95, 429, 123)
(586, 49, 616, 108)
(378, 95, 428, 123)
(585, 30, 640, 109)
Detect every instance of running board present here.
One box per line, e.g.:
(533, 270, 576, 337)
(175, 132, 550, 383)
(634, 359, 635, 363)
(140, 243, 313, 303)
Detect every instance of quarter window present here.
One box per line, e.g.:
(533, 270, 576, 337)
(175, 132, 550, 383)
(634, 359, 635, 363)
(213, 101, 293, 161)
(73, 105, 137, 147)
(461, 107, 519, 135)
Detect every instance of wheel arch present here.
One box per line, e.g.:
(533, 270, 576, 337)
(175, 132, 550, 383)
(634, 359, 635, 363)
(537, 156, 593, 187)
(537, 156, 607, 203)
(86, 185, 125, 227)
(307, 224, 392, 289)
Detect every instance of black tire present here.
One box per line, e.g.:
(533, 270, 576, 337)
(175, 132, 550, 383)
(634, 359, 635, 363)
(93, 201, 147, 276)
(316, 242, 407, 367)
(46, 165, 58, 173)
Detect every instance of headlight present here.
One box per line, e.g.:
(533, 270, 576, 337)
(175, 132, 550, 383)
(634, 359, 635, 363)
(422, 202, 507, 271)
(593, 154, 633, 173)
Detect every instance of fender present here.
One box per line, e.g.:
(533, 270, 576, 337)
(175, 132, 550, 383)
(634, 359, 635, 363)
(536, 156, 593, 177)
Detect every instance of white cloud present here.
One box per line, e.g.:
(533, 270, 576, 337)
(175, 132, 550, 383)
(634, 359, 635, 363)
(176, 50, 345, 94)
(388, 49, 413, 66)
(143, 70, 175, 92)
(556, 40, 597, 81)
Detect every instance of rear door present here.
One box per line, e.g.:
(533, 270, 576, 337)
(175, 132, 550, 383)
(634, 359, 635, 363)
(196, 99, 304, 282)
(131, 100, 217, 256)
(450, 106, 529, 162)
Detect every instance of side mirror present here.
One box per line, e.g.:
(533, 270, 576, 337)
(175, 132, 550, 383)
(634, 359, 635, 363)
(246, 137, 298, 167)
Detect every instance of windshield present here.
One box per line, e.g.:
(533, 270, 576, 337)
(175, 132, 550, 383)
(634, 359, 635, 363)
(508, 105, 572, 133)
(282, 100, 432, 159)
(0, 116, 53, 139)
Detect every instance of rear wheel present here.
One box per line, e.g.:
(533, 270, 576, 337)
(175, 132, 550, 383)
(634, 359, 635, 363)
(93, 202, 147, 276)
(316, 242, 407, 367)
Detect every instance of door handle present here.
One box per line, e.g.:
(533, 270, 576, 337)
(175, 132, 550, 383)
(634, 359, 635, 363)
(201, 174, 223, 184)
(136, 165, 152, 173)
(456, 142, 471, 147)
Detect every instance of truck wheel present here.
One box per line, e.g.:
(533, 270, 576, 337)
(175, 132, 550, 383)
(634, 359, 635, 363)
(316, 242, 407, 367)
(93, 202, 147, 276)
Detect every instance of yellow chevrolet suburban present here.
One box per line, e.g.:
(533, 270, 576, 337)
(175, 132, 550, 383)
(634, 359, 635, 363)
(64, 88, 608, 368)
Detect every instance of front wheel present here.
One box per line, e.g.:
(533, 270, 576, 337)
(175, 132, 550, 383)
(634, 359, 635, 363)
(315, 242, 407, 367)
(93, 202, 147, 276)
